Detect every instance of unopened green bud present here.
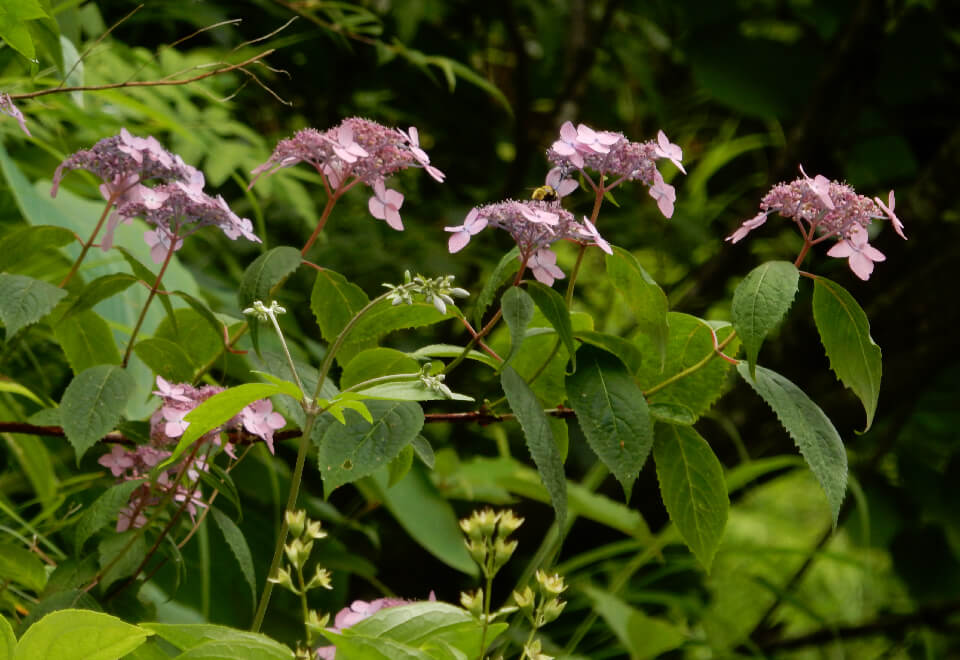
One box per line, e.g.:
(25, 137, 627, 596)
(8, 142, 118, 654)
(493, 537, 518, 569)
(540, 597, 566, 624)
(524, 639, 553, 660)
(496, 510, 524, 537)
(460, 588, 484, 617)
(535, 570, 567, 596)
(306, 565, 333, 591)
(476, 508, 499, 537)
(305, 609, 329, 637)
(285, 538, 313, 568)
(268, 566, 296, 593)
(304, 520, 327, 540)
(512, 586, 535, 613)
(285, 509, 307, 539)
(465, 538, 487, 566)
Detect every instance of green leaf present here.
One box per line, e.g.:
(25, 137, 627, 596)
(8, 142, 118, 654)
(311, 267, 370, 345)
(350, 601, 503, 654)
(197, 464, 242, 520)
(0, 273, 67, 338)
(0, 225, 74, 273)
(500, 286, 534, 365)
(0, 613, 15, 659)
(653, 423, 728, 572)
(0, 0, 48, 62)
(567, 345, 653, 499)
(352, 380, 473, 402)
(737, 363, 847, 523)
(635, 313, 741, 421)
(60, 273, 138, 320)
(0, 545, 47, 592)
(407, 344, 500, 371)
(319, 631, 430, 660)
(314, 400, 424, 495)
(59, 365, 134, 463)
(97, 531, 146, 592)
(731, 261, 799, 376)
(74, 480, 145, 555)
(3, 434, 56, 509)
(812, 276, 882, 432)
(133, 337, 196, 383)
(173, 639, 294, 660)
(140, 623, 292, 657)
(581, 585, 686, 659)
(340, 300, 456, 364)
(13, 609, 149, 660)
(386, 444, 414, 487)
(115, 247, 177, 333)
(473, 246, 520, 326)
(209, 508, 256, 615)
(341, 348, 420, 390)
(371, 462, 477, 575)
(153, 308, 222, 371)
(411, 436, 435, 469)
(500, 366, 567, 526)
(576, 330, 644, 374)
(53, 309, 122, 374)
(237, 246, 302, 353)
(606, 247, 669, 368)
(525, 281, 576, 370)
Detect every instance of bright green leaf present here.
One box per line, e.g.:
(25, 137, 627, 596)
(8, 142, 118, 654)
(60, 273, 138, 320)
(0, 225, 74, 273)
(311, 267, 370, 346)
(53, 309, 121, 374)
(525, 280, 576, 370)
(59, 365, 133, 463)
(0, 273, 67, 338)
(341, 348, 419, 390)
(606, 247, 669, 368)
(582, 585, 686, 659)
(731, 260, 799, 376)
(140, 623, 292, 657)
(0, 545, 46, 592)
(0, 613, 14, 659)
(133, 337, 196, 383)
(13, 609, 149, 660)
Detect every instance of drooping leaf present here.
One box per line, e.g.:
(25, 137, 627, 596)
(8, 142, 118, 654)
(13, 609, 149, 660)
(0, 612, 14, 659)
(525, 280, 576, 370)
(53, 309, 122, 374)
(115, 247, 177, 332)
(0, 0, 48, 62)
(0, 544, 47, 593)
(653, 423, 728, 571)
(0, 225, 75, 273)
(313, 400, 424, 495)
(97, 531, 147, 593)
(411, 436, 435, 469)
(59, 365, 134, 463)
(737, 362, 847, 523)
(500, 366, 566, 526)
(60, 273, 138, 320)
(73, 480, 145, 555)
(581, 585, 686, 659)
(339, 300, 457, 364)
(133, 337, 196, 383)
(237, 246, 302, 353)
(407, 344, 500, 370)
(341, 347, 420, 390)
(473, 246, 521, 326)
(575, 330, 644, 374)
(209, 508, 256, 615)
(605, 247, 669, 368)
(567, 345, 653, 499)
(812, 276, 882, 432)
(731, 260, 799, 376)
(501, 286, 534, 365)
(0, 273, 67, 338)
(310, 267, 371, 345)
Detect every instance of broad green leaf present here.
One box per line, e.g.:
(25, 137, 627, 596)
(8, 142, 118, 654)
(581, 585, 686, 659)
(153, 308, 222, 371)
(525, 280, 576, 370)
(473, 246, 520, 326)
(54, 309, 121, 373)
(371, 462, 477, 575)
(140, 623, 292, 657)
(407, 344, 500, 370)
(352, 380, 473, 402)
(0, 0, 48, 62)
(0, 273, 67, 338)
(576, 330, 644, 374)
(59, 365, 134, 463)
(339, 300, 457, 365)
(73, 480, 145, 555)
(0, 545, 46, 592)
(350, 602, 504, 654)
(133, 337, 196, 383)
(169, 290, 227, 346)
(812, 276, 882, 431)
(115, 247, 177, 332)
(0, 225, 74, 273)
(737, 363, 847, 523)
(319, 631, 431, 660)
(731, 260, 799, 376)
(60, 273, 138, 320)
(341, 348, 420, 390)
(98, 531, 146, 592)
(648, 402, 696, 425)
(42, 556, 99, 597)
(0, 380, 41, 405)
(386, 444, 415, 487)
(0, 613, 14, 659)
(411, 436, 435, 469)
(173, 639, 294, 659)
(500, 366, 567, 526)
(209, 508, 256, 614)
(635, 313, 741, 421)
(653, 423, 728, 571)
(237, 246, 302, 353)
(311, 267, 370, 344)
(567, 345, 653, 499)
(501, 286, 534, 365)
(314, 400, 424, 495)
(606, 247, 669, 368)
(13, 609, 149, 660)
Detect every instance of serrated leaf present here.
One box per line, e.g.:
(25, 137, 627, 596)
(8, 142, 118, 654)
(812, 276, 882, 432)
(0, 273, 67, 338)
(209, 508, 256, 615)
(351, 601, 502, 653)
(97, 531, 146, 592)
(140, 623, 292, 657)
(567, 345, 653, 499)
(525, 280, 576, 370)
(341, 348, 420, 390)
(500, 366, 566, 526)
(74, 480, 145, 555)
(153, 308, 222, 371)
(60, 273, 137, 320)
(606, 247, 669, 368)
(13, 609, 149, 660)
(237, 246, 302, 353)
(635, 313, 741, 420)
(0, 544, 47, 592)
(59, 365, 133, 463)
(653, 423, 728, 571)
(501, 286, 534, 365)
(576, 330, 644, 374)
(0, 225, 74, 273)
(133, 337, 195, 383)
(173, 639, 294, 660)
(473, 246, 520, 326)
(731, 260, 799, 376)
(53, 309, 121, 374)
(313, 400, 424, 495)
(310, 267, 370, 344)
(737, 362, 847, 523)
(319, 631, 430, 660)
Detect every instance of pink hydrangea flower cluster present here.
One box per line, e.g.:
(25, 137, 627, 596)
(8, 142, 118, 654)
(315, 592, 436, 660)
(726, 165, 905, 280)
(98, 376, 286, 532)
(0, 93, 30, 137)
(250, 118, 444, 231)
(547, 122, 685, 218)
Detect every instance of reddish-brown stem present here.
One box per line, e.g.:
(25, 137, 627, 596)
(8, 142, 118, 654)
(122, 228, 180, 367)
(458, 317, 502, 362)
(59, 196, 118, 288)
